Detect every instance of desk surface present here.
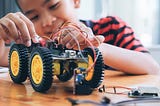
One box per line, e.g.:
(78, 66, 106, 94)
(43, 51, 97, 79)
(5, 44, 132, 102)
(0, 67, 160, 106)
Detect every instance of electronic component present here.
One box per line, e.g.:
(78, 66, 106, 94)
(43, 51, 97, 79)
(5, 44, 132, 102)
(128, 87, 160, 98)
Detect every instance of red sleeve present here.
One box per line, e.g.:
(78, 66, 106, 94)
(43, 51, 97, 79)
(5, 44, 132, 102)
(92, 16, 149, 53)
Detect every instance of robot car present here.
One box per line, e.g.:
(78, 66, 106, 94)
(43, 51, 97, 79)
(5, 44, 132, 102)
(8, 22, 105, 95)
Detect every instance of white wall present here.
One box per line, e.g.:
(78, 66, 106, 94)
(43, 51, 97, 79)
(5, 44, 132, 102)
(106, 0, 160, 46)
(76, 0, 95, 20)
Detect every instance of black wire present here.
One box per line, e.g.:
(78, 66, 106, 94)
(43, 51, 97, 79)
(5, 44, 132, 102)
(66, 97, 111, 106)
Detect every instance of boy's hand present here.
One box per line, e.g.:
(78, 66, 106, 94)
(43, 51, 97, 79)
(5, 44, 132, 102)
(0, 12, 38, 47)
(57, 22, 104, 50)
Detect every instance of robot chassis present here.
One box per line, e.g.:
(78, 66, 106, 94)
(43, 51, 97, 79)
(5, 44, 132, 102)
(9, 41, 104, 95)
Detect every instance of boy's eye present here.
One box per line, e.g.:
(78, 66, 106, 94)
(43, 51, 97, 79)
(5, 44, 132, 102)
(49, 2, 60, 10)
(30, 15, 39, 21)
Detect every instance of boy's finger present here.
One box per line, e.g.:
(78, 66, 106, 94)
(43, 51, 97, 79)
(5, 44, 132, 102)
(89, 35, 104, 43)
(8, 13, 31, 46)
(95, 35, 105, 43)
(0, 18, 19, 41)
(0, 24, 10, 42)
(17, 12, 39, 43)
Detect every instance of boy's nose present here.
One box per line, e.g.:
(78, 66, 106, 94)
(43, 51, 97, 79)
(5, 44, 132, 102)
(42, 14, 56, 27)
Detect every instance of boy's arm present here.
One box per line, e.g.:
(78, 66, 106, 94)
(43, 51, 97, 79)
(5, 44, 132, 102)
(98, 43, 160, 75)
(0, 39, 9, 67)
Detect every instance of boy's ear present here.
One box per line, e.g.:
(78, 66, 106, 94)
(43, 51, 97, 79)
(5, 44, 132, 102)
(73, 0, 80, 8)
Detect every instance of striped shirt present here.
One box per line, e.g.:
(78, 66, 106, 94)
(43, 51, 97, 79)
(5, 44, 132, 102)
(81, 16, 149, 53)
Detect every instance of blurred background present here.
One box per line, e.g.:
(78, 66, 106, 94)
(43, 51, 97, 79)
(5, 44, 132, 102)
(0, 0, 160, 63)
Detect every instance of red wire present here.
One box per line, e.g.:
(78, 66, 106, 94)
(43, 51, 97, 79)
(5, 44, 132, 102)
(48, 22, 99, 72)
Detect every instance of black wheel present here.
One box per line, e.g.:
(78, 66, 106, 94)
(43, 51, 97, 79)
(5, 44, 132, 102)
(9, 44, 29, 83)
(57, 61, 77, 82)
(82, 47, 104, 88)
(29, 47, 53, 92)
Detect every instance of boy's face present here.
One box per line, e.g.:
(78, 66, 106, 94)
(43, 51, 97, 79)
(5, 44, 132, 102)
(18, 0, 80, 37)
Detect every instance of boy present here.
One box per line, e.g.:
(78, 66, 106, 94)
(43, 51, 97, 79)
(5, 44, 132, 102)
(0, 0, 159, 74)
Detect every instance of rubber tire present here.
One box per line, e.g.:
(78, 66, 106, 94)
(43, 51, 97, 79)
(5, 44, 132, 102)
(82, 47, 105, 88)
(29, 47, 53, 92)
(9, 44, 29, 83)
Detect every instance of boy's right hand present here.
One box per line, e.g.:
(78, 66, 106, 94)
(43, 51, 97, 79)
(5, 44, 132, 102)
(0, 12, 38, 47)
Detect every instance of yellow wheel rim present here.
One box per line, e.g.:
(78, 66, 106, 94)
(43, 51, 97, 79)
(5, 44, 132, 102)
(11, 51, 19, 76)
(85, 55, 94, 81)
(31, 55, 43, 84)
